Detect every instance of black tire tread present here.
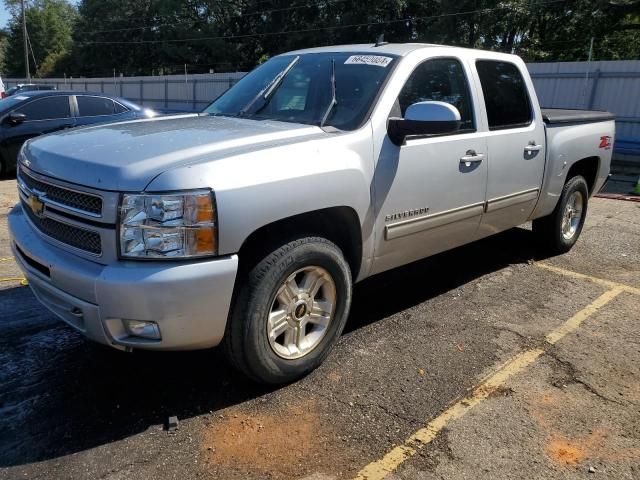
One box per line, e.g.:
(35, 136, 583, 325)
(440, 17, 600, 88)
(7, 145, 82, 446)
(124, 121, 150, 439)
(533, 175, 588, 254)
(223, 236, 350, 383)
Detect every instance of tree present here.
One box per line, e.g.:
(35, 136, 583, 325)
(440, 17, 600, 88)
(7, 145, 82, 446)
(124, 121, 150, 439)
(5, 0, 639, 77)
(67, 0, 233, 76)
(4, 0, 78, 77)
(0, 29, 9, 74)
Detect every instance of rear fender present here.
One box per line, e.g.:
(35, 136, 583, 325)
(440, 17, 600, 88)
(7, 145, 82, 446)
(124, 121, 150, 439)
(531, 120, 614, 220)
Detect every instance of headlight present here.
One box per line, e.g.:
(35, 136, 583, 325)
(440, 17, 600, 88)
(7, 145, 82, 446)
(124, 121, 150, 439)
(119, 190, 217, 259)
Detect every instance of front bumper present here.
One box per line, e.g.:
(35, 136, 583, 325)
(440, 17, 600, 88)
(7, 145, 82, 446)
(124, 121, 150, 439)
(8, 204, 238, 351)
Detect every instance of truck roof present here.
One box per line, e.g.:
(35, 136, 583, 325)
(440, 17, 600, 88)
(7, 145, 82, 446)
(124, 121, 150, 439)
(282, 43, 526, 65)
(285, 43, 448, 57)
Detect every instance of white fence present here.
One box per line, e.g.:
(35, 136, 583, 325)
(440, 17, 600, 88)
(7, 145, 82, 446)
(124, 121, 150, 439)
(528, 60, 640, 140)
(3, 72, 246, 112)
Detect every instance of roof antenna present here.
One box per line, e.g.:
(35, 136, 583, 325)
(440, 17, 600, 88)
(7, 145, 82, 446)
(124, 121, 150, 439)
(375, 33, 388, 47)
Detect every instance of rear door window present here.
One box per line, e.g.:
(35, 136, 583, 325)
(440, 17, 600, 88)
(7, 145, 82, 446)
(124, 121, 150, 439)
(475, 60, 532, 130)
(114, 102, 129, 114)
(15, 96, 71, 121)
(76, 96, 116, 116)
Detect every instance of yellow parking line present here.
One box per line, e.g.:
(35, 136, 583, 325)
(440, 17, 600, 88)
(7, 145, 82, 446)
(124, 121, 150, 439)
(0, 257, 15, 262)
(355, 348, 545, 480)
(546, 287, 624, 344)
(0, 277, 26, 283)
(353, 287, 624, 480)
(536, 262, 640, 296)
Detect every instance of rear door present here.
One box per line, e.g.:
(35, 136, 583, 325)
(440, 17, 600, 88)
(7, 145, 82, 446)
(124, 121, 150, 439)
(473, 59, 546, 237)
(371, 56, 488, 274)
(3, 95, 74, 163)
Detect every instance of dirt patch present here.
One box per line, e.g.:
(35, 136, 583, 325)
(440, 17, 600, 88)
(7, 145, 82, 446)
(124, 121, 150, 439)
(201, 400, 353, 479)
(545, 428, 608, 466)
(486, 385, 514, 399)
(527, 389, 613, 467)
(546, 439, 586, 465)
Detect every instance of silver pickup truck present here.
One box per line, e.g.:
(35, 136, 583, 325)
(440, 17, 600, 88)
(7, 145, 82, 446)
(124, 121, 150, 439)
(9, 44, 614, 384)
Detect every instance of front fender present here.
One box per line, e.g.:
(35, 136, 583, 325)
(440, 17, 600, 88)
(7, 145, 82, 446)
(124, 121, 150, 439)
(145, 129, 374, 257)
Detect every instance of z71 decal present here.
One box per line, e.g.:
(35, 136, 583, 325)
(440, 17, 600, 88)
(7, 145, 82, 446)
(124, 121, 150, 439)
(599, 136, 612, 150)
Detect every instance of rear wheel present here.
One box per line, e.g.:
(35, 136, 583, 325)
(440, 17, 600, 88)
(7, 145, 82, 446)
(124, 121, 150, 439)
(223, 236, 352, 384)
(533, 175, 589, 254)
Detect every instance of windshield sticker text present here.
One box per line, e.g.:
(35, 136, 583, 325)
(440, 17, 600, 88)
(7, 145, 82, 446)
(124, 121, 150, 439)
(344, 55, 392, 67)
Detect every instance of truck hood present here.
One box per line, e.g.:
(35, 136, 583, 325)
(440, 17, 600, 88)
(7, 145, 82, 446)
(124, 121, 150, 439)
(22, 114, 326, 191)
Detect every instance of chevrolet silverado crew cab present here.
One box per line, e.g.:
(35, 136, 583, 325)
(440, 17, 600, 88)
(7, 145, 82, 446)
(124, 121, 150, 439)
(9, 44, 614, 384)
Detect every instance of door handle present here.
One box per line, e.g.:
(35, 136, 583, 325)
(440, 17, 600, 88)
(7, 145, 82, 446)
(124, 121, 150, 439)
(524, 142, 542, 153)
(460, 150, 485, 165)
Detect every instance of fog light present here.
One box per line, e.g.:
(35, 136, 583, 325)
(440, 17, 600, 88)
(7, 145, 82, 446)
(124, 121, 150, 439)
(123, 320, 161, 340)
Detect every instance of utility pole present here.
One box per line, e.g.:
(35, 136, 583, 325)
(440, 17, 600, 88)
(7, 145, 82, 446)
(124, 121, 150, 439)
(22, 0, 30, 81)
(581, 37, 595, 108)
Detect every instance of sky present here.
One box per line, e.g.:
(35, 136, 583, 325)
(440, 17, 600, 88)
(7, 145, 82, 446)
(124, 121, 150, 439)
(0, 1, 12, 28)
(1, 0, 80, 29)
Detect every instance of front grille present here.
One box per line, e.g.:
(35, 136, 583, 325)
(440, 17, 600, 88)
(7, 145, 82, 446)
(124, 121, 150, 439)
(22, 200, 102, 255)
(20, 170, 103, 216)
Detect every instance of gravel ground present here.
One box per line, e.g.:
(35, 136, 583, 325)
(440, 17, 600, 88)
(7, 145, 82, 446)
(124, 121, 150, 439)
(0, 177, 638, 479)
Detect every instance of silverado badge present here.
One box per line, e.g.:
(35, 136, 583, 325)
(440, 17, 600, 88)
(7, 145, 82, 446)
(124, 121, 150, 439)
(385, 207, 429, 222)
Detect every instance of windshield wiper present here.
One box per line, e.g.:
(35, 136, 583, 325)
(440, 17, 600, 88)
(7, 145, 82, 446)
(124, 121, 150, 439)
(239, 55, 300, 116)
(320, 58, 337, 128)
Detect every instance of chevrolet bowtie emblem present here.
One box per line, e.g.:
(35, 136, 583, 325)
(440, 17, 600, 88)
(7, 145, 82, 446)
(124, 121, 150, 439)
(28, 192, 45, 218)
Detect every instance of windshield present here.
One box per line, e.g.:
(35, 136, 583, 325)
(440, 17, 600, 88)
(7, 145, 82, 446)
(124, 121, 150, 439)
(204, 52, 396, 130)
(0, 94, 30, 113)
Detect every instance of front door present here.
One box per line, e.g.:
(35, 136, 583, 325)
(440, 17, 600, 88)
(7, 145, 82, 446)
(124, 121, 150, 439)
(371, 57, 488, 275)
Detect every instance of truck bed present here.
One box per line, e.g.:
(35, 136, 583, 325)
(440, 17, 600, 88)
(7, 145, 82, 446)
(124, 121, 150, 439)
(542, 108, 615, 125)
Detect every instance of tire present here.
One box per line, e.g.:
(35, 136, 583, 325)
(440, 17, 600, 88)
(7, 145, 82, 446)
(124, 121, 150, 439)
(223, 236, 352, 384)
(533, 175, 589, 254)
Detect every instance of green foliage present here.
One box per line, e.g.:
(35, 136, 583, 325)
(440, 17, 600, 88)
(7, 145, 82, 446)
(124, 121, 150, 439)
(3, 0, 640, 77)
(0, 30, 8, 73)
(4, 0, 78, 77)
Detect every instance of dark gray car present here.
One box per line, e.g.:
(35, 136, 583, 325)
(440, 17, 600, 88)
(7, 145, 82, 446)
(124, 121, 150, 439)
(0, 90, 155, 175)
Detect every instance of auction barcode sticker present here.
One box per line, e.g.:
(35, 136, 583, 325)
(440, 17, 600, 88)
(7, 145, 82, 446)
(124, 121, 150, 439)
(344, 55, 393, 67)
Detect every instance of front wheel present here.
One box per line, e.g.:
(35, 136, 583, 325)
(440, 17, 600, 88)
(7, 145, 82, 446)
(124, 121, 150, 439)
(223, 237, 352, 384)
(533, 175, 589, 254)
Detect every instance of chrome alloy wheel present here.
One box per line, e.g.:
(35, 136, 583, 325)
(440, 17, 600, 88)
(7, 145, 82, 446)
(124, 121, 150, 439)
(561, 191, 584, 240)
(267, 266, 337, 360)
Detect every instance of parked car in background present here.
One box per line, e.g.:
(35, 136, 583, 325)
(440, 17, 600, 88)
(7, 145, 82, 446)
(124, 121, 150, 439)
(4, 84, 56, 97)
(0, 90, 156, 175)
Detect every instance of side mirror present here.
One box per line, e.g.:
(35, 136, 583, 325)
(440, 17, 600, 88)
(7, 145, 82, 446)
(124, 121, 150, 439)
(8, 112, 27, 125)
(387, 101, 461, 146)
